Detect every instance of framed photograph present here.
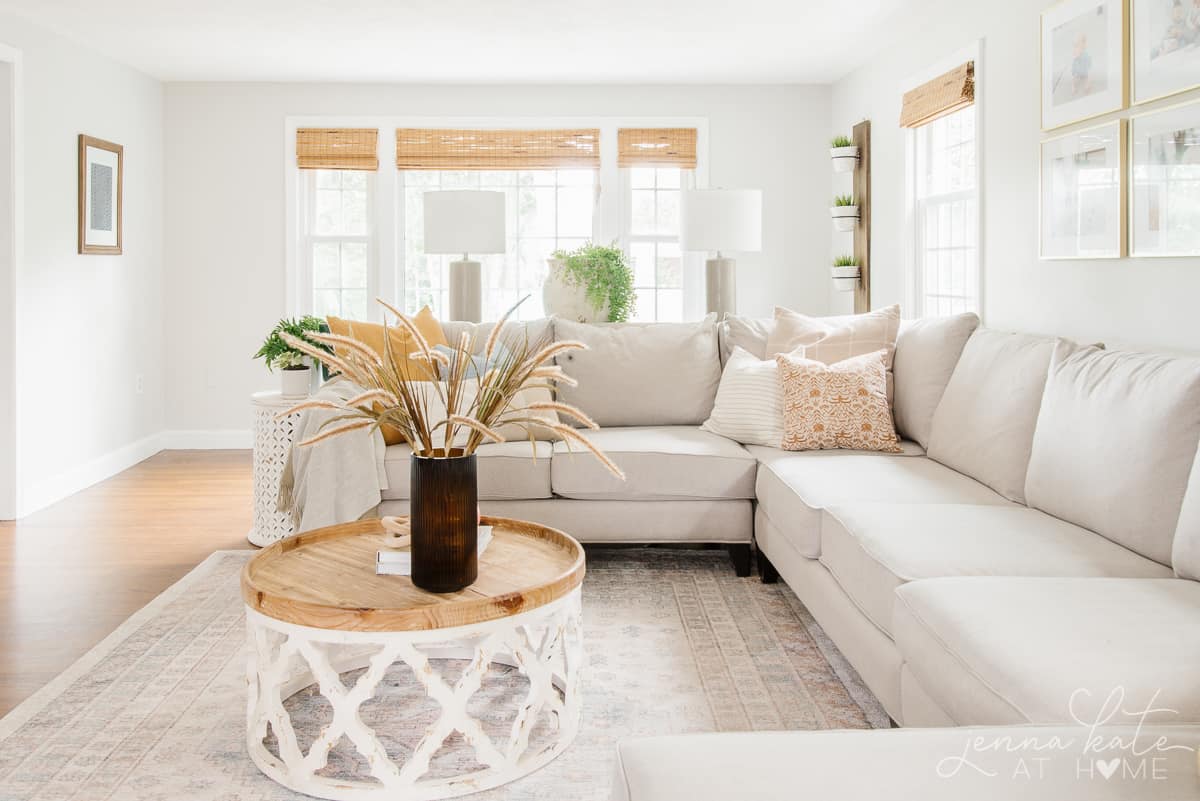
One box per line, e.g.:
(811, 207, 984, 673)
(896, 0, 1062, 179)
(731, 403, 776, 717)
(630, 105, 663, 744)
(1040, 120, 1127, 258)
(1131, 0, 1200, 104)
(77, 134, 123, 255)
(1130, 100, 1200, 256)
(1041, 0, 1129, 130)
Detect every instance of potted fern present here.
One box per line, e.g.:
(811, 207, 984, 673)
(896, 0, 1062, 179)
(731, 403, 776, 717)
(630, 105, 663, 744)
(254, 316, 330, 398)
(543, 243, 635, 323)
(831, 255, 861, 292)
(831, 194, 860, 232)
(830, 135, 859, 173)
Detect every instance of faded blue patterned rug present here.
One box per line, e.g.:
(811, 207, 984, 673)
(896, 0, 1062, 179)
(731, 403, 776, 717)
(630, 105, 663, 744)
(0, 548, 886, 800)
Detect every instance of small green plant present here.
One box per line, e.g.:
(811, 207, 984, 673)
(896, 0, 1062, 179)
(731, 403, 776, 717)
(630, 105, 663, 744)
(830, 135, 854, 148)
(833, 255, 859, 268)
(551, 243, 636, 323)
(833, 194, 857, 207)
(255, 315, 332, 371)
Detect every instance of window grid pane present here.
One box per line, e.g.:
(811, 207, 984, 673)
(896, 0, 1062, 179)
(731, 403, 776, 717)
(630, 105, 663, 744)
(627, 167, 688, 322)
(307, 170, 374, 320)
(914, 107, 979, 317)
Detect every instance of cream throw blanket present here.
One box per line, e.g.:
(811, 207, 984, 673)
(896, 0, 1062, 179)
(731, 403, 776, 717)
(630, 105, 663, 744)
(277, 378, 389, 533)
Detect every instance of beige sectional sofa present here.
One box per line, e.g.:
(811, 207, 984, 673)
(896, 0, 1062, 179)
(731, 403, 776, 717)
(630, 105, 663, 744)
(378, 312, 1200, 730)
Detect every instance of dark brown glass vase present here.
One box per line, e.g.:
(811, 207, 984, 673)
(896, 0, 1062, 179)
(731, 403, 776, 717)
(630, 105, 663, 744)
(410, 450, 478, 593)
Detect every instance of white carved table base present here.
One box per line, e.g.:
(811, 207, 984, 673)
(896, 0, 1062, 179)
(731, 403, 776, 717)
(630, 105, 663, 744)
(245, 588, 584, 800)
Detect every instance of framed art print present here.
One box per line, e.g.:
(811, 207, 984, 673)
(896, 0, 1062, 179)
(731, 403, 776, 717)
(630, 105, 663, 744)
(1040, 120, 1127, 258)
(1131, 0, 1200, 104)
(1130, 100, 1200, 256)
(78, 134, 123, 255)
(1041, 0, 1129, 130)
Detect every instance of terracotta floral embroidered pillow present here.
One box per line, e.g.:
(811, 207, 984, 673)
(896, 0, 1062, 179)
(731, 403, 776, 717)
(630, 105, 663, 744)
(777, 349, 901, 453)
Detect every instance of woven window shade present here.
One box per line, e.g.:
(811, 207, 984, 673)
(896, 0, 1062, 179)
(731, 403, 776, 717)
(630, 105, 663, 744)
(899, 62, 975, 128)
(395, 129, 601, 170)
(617, 128, 698, 168)
(296, 128, 379, 170)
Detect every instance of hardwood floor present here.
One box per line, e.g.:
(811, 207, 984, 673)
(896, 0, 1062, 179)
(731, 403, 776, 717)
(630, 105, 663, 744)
(0, 450, 253, 717)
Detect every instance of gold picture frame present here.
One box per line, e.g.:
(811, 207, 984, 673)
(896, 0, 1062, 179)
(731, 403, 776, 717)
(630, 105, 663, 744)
(1130, 0, 1200, 106)
(1128, 98, 1200, 257)
(77, 134, 123, 255)
(1041, 0, 1130, 131)
(1039, 119, 1128, 259)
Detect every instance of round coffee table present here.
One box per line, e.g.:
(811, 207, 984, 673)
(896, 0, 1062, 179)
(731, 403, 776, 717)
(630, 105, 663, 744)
(241, 516, 586, 801)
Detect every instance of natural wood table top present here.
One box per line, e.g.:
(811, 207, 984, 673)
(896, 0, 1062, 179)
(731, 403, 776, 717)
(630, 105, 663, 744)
(241, 516, 585, 632)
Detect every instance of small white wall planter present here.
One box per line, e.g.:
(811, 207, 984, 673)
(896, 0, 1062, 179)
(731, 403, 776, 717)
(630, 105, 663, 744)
(830, 146, 860, 173)
(280, 366, 312, 399)
(831, 265, 861, 292)
(831, 205, 860, 232)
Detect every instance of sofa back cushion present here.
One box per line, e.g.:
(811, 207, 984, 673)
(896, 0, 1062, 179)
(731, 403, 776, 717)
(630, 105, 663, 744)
(926, 329, 1066, 503)
(1174, 445, 1200, 580)
(554, 315, 722, 427)
(440, 317, 554, 354)
(892, 312, 980, 449)
(1025, 344, 1200, 565)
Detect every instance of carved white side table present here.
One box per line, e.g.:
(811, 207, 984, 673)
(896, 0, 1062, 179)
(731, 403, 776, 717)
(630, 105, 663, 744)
(242, 517, 586, 801)
(250, 390, 301, 547)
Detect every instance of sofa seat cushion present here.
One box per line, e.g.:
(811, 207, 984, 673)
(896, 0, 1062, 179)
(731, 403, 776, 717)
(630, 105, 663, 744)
(747, 446, 1008, 559)
(382, 441, 553, 501)
(894, 577, 1200, 725)
(551, 426, 756, 501)
(821, 504, 1172, 637)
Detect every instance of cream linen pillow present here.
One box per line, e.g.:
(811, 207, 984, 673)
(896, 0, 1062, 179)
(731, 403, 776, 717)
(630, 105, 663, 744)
(700, 347, 783, 447)
(405, 382, 558, 446)
(777, 350, 901, 453)
(766, 305, 901, 369)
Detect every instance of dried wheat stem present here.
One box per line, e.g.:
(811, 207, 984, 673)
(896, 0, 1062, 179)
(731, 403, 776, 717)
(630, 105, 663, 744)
(298, 418, 374, 447)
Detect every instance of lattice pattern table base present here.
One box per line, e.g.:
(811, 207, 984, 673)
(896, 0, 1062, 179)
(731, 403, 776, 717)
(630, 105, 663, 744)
(245, 589, 584, 800)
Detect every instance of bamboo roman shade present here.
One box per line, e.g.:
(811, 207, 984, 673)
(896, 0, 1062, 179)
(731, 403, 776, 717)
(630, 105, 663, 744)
(295, 128, 379, 170)
(395, 129, 601, 170)
(617, 128, 698, 168)
(899, 61, 975, 128)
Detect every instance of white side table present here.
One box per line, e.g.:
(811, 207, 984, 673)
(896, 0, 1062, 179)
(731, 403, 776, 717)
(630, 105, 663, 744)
(250, 391, 303, 547)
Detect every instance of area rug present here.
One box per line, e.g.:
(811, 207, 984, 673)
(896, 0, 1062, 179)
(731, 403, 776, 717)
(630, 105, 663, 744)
(0, 548, 887, 800)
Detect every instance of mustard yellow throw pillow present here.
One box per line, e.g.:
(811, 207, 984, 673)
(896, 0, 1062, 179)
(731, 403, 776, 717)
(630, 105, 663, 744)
(777, 349, 901, 453)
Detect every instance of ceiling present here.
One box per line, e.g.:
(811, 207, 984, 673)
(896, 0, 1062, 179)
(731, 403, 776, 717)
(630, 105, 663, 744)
(0, 0, 927, 83)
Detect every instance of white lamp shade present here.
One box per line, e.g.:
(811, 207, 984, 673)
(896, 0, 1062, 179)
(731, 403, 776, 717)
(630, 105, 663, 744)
(680, 189, 762, 253)
(423, 190, 506, 255)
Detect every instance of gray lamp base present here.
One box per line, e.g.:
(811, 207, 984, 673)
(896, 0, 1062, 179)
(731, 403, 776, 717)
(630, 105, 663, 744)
(705, 257, 737, 319)
(449, 259, 482, 323)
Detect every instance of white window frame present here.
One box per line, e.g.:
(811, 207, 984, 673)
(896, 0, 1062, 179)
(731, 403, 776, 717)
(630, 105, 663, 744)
(618, 167, 697, 322)
(284, 116, 709, 322)
(297, 169, 377, 321)
(902, 41, 984, 319)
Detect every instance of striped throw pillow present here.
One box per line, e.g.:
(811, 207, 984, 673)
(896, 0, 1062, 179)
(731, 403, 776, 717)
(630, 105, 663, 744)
(700, 347, 783, 447)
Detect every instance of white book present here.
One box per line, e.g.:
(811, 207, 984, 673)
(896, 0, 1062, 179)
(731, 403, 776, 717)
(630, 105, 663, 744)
(376, 526, 495, 576)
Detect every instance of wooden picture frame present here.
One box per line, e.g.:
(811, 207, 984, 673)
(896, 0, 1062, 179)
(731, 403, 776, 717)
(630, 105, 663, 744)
(1040, 0, 1130, 130)
(1039, 119, 1128, 259)
(77, 134, 123, 255)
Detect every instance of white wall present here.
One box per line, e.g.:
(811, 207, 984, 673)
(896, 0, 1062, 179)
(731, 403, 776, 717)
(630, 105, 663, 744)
(163, 83, 832, 435)
(830, 0, 1200, 351)
(0, 55, 15, 519)
(0, 13, 165, 515)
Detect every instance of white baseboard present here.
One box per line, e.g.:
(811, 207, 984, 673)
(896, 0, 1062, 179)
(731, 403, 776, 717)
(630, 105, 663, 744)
(161, 429, 252, 450)
(18, 431, 168, 517)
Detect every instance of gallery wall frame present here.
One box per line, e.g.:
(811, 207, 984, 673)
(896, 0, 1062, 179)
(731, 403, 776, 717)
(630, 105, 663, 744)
(1041, 0, 1130, 131)
(77, 134, 123, 255)
(1039, 118, 1128, 259)
(1128, 97, 1200, 257)
(1130, 0, 1200, 106)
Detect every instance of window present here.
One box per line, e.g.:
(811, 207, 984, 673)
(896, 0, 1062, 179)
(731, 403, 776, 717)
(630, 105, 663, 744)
(910, 105, 979, 316)
(624, 167, 692, 322)
(301, 169, 374, 320)
(399, 169, 595, 321)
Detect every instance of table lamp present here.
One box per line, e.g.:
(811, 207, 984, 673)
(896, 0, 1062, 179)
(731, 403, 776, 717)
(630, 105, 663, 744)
(681, 189, 762, 319)
(423, 190, 506, 322)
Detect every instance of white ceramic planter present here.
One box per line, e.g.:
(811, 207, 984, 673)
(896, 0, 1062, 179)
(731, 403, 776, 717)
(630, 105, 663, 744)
(542, 258, 609, 323)
(831, 205, 860, 232)
(830, 146, 859, 173)
(831, 265, 861, 292)
(280, 366, 312, 399)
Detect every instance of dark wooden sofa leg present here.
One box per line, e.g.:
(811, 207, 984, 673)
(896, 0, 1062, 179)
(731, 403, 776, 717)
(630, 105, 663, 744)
(758, 551, 779, 584)
(728, 544, 752, 577)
